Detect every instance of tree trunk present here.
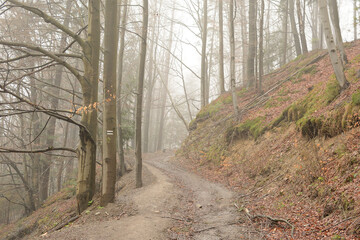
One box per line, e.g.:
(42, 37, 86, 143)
(281, 0, 288, 66)
(259, 0, 265, 92)
(101, 0, 118, 206)
(355, 0, 358, 41)
(219, 0, 225, 93)
(200, 0, 208, 107)
(312, 0, 320, 50)
(156, 7, 175, 152)
(143, 0, 160, 153)
(240, 0, 248, 83)
(76, 0, 101, 214)
(329, 0, 348, 64)
(117, 0, 130, 176)
(247, 0, 256, 88)
(229, 0, 239, 118)
(296, 0, 308, 54)
(289, 0, 302, 56)
(319, 0, 349, 89)
(135, 0, 149, 188)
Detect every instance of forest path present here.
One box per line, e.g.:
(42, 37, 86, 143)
(37, 153, 259, 240)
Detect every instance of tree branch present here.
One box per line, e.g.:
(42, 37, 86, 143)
(0, 147, 77, 154)
(0, 41, 84, 84)
(7, 0, 86, 48)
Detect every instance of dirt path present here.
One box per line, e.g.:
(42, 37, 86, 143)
(37, 154, 260, 240)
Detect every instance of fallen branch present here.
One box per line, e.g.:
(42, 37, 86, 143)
(49, 215, 80, 233)
(234, 204, 295, 238)
(253, 214, 295, 237)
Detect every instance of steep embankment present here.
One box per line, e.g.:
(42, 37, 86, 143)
(178, 40, 360, 239)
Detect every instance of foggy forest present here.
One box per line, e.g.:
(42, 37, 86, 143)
(0, 0, 360, 239)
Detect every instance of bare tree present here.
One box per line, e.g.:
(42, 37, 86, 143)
(201, 0, 208, 106)
(135, 0, 149, 188)
(218, 0, 225, 94)
(319, 0, 349, 89)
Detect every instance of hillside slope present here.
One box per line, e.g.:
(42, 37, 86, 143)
(178, 40, 360, 239)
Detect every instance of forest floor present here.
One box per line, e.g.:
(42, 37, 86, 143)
(31, 152, 258, 240)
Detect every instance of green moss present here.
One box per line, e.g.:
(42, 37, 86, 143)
(196, 100, 223, 119)
(226, 117, 266, 142)
(352, 91, 360, 106)
(346, 67, 358, 83)
(350, 54, 360, 64)
(325, 76, 341, 104)
(189, 119, 197, 131)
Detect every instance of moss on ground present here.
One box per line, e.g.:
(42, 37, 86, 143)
(225, 117, 267, 142)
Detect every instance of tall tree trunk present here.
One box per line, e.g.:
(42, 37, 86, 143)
(281, 0, 288, 66)
(101, 0, 118, 206)
(200, 0, 208, 107)
(259, 0, 265, 92)
(135, 0, 149, 188)
(312, 0, 319, 50)
(355, 0, 358, 41)
(296, 0, 308, 53)
(206, 1, 217, 101)
(57, 122, 70, 192)
(240, 0, 248, 83)
(143, 0, 161, 153)
(219, 0, 225, 93)
(117, 0, 130, 176)
(229, 0, 239, 118)
(289, 0, 302, 56)
(329, 0, 348, 64)
(156, 7, 175, 152)
(247, 0, 256, 88)
(77, 0, 101, 214)
(319, 0, 349, 89)
(30, 77, 40, 208)
(41, 0, 72, 202)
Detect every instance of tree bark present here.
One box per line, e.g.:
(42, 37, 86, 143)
(355, 0, 358, 41)
(156, 6, 175, 152)
(229, 0, 239, 119)
(247, 0, 256, 88)
(329, 0, 348, 64)
(281, 0, 288, 66)
(77, 0, 101, 214)
(101, 0, 118, 206)
(259, 0, 265, 92)
(319, 0, 349, 89)
(219, 0, 225, 93)
(200, 0, 208, 107)
(135, 0, 149, 188)
(117, 0, 130, 175)
(289, 0, 302, 56)
(296, 0, 308, 54)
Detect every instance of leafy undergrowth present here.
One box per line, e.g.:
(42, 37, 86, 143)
(178, 40, 360, 239)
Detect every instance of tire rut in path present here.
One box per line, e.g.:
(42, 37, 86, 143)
(146, 154, 261, 240)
